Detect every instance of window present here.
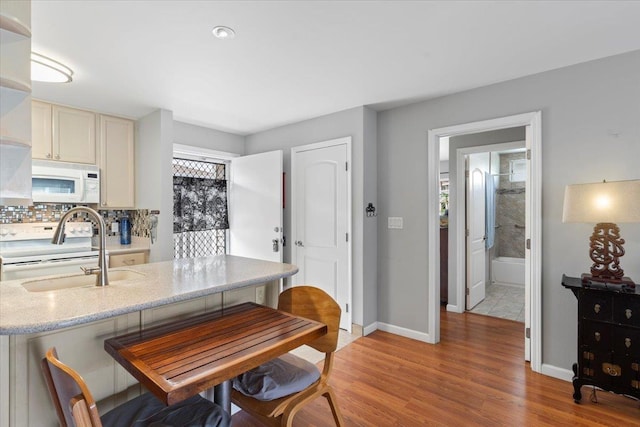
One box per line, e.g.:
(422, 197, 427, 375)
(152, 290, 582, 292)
(173, 157, 229, 259)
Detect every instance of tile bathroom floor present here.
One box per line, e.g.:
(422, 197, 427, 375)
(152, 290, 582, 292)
(469, 283, 525, 322)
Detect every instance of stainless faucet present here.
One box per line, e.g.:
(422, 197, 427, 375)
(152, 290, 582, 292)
(52, 206, 109, 286)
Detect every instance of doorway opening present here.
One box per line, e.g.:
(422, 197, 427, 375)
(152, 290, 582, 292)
(427, 112, 542, 373)
(463, 143, 527, 322)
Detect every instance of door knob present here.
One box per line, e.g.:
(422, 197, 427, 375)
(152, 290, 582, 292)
(295, 240, 304, 247)
(272, 239, 279, 252)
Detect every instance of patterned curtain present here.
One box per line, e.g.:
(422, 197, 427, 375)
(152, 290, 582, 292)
(173, 176, 229, 233)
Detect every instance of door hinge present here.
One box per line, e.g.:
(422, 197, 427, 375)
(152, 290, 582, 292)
(345, 162, 348, 171)
(525, 327, 531, 339)
(346, 303, 349, 313)
(466, 229, 470, 237)
(526, 238, 531, 250)
(465, 170, 469, 178)
(466, 288, 470, 296)
(346, 233, 349, 242)
(527, 149, 531, 160)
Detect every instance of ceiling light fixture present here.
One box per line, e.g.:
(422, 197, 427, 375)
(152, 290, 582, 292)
(31, 52, 73, 83)
(212, 26, 235, 39)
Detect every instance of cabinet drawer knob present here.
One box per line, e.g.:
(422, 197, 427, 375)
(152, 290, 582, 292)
(594, 303, 601, 314)
(625, 338, 632, 349)
(625, 308, 632, 319)
(594, 332, 601, 342)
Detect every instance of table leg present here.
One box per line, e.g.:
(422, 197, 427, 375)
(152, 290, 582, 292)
(214, 380, 231, 414)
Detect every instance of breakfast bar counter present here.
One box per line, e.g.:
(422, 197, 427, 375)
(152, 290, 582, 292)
(0, 255, 298, 335)
(0, 255, 298, 427)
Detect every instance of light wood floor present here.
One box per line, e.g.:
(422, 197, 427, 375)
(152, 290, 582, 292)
(233, 309, 640, 426)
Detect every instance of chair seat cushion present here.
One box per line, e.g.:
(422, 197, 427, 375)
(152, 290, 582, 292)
(233, 352, 321, 401)
(100, 392, 230, 427)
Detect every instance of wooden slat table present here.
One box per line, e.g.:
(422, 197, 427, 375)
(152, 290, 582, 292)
(104, 302, 327, 411)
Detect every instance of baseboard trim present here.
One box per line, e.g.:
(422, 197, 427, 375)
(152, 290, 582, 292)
(446, 303, 463, 313)
(376, 322, 432, 343)
(541, 363, 573, 382)
(361, 325, 574, 382)
(363, 322, 378, 336)
(350, 324, 363, 337)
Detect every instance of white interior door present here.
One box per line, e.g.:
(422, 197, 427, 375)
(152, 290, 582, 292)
(466, 153, 489, 309)
(292, 138, 351, 331)
(229, 150, 283, 262)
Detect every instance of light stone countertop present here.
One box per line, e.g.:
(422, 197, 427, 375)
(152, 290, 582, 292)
(0, 255, 297, 335)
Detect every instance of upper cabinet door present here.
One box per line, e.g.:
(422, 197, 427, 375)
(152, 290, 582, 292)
(31, 100, 52, 160)
(98, 114, 135, 209)
(53, 105, 96, 164)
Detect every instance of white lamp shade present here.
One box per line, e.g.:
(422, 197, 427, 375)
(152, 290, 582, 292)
(562, 180, 640, 223)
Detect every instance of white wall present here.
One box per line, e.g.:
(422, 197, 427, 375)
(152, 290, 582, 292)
(377, 50, 640, 370)
(136, 109, 174, 262)
(137, 116, 246, 262)
(173, 121, 245, 155)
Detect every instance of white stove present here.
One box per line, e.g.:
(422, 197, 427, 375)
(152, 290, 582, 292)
(0, 222, 100, 281)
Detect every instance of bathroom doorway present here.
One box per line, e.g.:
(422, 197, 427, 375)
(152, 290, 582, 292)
(427, 111, 542, 371)
(464, 143, 527, 322)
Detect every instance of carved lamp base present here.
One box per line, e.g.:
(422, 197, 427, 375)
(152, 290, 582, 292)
(583, 222, 635, 287)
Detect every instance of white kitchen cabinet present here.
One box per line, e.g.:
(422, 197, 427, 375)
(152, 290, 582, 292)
(98, 114, 135, 209)
(0, 1, 31, 206)
(141, 295, 217, 328)
(30, 100, 51, 160)
(9, 313, 139, 427)
(53, 104, 96, 164)
(0, 335, 9, 427)
(109, 251, 147, 267)
(139, 284, 275, 330)
(32, 101, 97, 164)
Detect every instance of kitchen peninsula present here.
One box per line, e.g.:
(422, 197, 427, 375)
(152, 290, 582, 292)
(0, 255, 297, 427)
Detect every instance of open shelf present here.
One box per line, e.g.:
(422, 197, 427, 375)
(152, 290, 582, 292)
(0, 13, 31, 38)
(0, 76, 30, 92)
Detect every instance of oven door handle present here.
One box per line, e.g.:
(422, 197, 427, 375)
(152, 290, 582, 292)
(2, 257, 98, 272)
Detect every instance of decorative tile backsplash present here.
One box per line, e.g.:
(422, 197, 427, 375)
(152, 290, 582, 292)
(0, 204, 150, 238)
(0, 204, 75, 223)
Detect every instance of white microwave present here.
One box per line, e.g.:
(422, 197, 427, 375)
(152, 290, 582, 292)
(32, 160, 100, 203)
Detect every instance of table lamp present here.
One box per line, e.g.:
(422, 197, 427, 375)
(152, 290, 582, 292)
(562, 179, 640, 287)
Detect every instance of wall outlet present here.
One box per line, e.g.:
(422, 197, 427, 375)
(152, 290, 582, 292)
(388, 217, 403, 229)
(255, 286, 266, 305)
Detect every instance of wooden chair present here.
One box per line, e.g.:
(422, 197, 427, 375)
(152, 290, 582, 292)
(231, 285, 345, 426)
(41, 347, 230, 427)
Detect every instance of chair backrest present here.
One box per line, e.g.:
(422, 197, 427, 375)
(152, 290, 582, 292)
(41, 347, 103, 427)
(278, 286, 341, 353)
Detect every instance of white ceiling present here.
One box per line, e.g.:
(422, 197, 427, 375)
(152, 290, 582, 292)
(31, 1, 640, 136)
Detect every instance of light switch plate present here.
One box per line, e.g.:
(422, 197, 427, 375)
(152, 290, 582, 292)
(111, 222, 119, 233)
(388, 217, 403, 229)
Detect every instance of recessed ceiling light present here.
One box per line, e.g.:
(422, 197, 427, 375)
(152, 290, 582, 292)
(31, 52, 73, 83)
(212, 26, 235, 39)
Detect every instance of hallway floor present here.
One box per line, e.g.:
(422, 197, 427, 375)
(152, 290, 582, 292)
(469, 283, 525, 322)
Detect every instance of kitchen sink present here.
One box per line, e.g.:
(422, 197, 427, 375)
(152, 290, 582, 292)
(22, 270, 146, 292)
